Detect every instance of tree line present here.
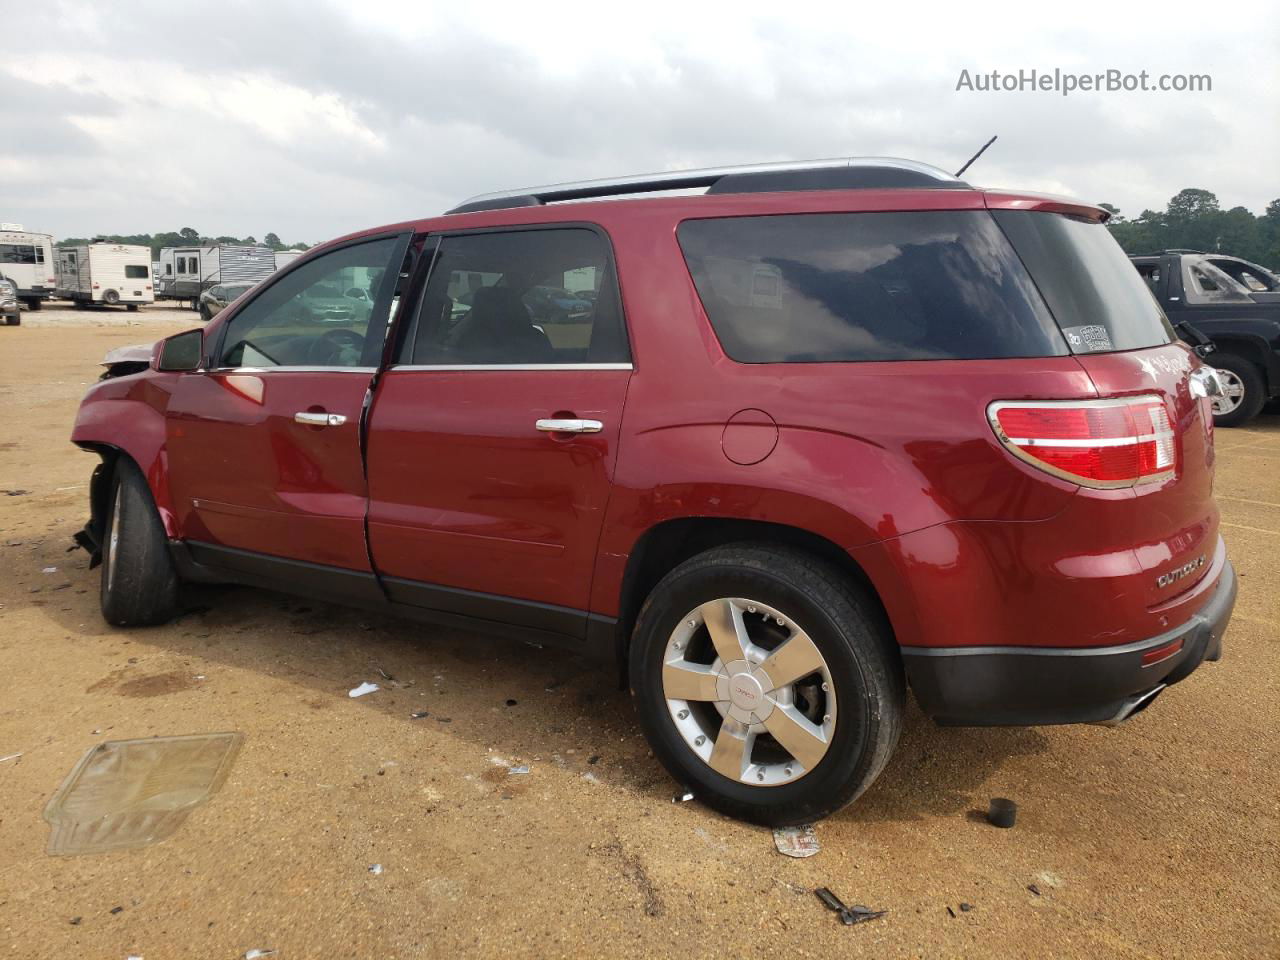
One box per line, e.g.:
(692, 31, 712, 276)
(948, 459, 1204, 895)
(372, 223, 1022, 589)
(55, 228, 312, 260)
(1102, 189, 1280, 269)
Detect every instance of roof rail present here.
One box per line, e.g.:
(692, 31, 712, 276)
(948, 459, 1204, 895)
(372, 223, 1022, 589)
(446, 157, 967, 215)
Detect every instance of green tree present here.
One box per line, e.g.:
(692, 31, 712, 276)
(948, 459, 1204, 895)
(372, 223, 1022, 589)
(1098, 202, 1124, 223)
(178, 227, 200, 243)
(264, 232, 284, 251)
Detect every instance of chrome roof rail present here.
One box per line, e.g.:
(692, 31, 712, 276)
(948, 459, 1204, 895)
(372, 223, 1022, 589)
(446, 157, 967, 214)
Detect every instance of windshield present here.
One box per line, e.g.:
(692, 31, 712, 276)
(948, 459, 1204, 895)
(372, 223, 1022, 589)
(993, 211, 1175, 354)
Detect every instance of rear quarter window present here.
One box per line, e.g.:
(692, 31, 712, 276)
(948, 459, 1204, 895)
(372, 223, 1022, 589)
(677, 211, 1067, 363)
(992, 211, 1175, 353)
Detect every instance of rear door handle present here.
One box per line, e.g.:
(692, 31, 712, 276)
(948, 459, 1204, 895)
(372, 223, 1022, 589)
(295, 411, 347, 427)
(536, 418, 603, 434)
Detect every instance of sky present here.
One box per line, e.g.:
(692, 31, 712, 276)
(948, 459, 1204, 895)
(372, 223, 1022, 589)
(2, 0, 1277, 245)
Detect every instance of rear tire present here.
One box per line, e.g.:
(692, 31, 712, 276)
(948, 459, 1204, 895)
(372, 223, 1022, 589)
(103, 289, 121, 306)
(126, 303, 139, 312)
(100, 458, 180, 626)
(1211, 353, 1267, 427)
(629, 543, 903, 825)
(23, 297, 42, 311)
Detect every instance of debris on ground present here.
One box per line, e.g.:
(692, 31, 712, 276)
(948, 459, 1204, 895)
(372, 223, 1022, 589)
(947, 906, 956, 918)
(505, 699, 518, 706)
(3, 489, 29, 496)
(960, 902, 973, 912)
(409, 710, 429, 719)
(582, 772, 600, 784)
(369, 863, 383, 876)
(814, 887, 887, 926)
(42, 566, 57, 573)
(0, 752, 22, 763)
(1027, 883, 1042, 896)
(773, 825, 821, 858)
(587, 755, 601, 765)
(988, 797, 1017, 828)
(672, 790, 694, 803)
(110, 906, 124, 915)
(243, 950, 277, 959)
(348, 682, 380, 698)
(69, 917, 81, 925)
(509, 765, 530, 775)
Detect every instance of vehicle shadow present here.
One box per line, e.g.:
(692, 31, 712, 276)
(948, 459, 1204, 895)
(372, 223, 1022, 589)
(28, 565, 1048, 824)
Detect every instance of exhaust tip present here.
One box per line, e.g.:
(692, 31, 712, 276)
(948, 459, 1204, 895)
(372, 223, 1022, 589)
(1094, 684, 1167, 727)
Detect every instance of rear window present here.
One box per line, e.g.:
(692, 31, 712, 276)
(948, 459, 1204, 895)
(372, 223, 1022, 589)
(125, 265, 148, 279)
(677, 211, 1067, 363)
(992, 211, 1175, 353)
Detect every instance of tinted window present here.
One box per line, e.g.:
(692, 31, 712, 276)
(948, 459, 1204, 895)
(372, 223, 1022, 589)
(218, 237, 399, 369)
(0, 243, 39, 264)
(993, 211, 1175, 353)
(125, 265, 148, 279)
(411, 228, 628, 365)
(1182, 259, 1252, 305)
(677, 212, 1066, 363)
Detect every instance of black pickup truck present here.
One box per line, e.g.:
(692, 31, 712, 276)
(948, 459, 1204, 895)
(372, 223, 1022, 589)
(1131, 251, 1280, 426)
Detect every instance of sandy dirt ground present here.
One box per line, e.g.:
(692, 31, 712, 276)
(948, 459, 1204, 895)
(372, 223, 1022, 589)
(0, 318, 1276, 959)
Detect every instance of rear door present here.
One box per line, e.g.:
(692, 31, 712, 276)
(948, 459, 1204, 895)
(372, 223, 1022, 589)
(365, 225, 632, 635)
(993, 210, 1222, 612)
(165, 234, 409, 577)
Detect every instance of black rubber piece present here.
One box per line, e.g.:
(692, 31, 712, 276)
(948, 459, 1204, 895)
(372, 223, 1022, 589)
(988, 797, 1017, 828)
(629, 542, 904, 826)
(99, 456, 181, 626)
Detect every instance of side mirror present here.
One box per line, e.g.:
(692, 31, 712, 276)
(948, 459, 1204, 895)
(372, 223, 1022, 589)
(155, 328, 204, 372)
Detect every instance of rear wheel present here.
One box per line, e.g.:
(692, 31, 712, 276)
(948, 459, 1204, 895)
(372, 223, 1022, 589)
(23, 297, 42, 311)
(100, 458, 180, 626)
(1211, 353, 1266, 427)
(125, 303, 139, 312)
(102, 289, 121, 306)
(629, 544, 903, 825)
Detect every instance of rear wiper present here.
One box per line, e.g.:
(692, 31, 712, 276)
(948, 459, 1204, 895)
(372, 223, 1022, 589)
(1176, 320, 1216, 358)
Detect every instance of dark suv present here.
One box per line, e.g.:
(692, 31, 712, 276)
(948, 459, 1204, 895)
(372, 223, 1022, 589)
(1131, 250, 1280, 426)
(72, 159, 1236, 825)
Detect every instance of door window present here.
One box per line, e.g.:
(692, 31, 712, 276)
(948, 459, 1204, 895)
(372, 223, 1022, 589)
(410, 228, 628, 365)
(1183, 260, 1252, 305)
(216, 237, 401, 369)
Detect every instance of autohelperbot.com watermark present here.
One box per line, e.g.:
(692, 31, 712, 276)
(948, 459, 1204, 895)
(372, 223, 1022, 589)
(955, 68, 1212, 96)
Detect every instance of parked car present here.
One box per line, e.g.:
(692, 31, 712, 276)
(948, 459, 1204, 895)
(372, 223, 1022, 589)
(198, 283, 258, 322)
(1131, 250, 1280, 426)
(0, 277, 19, 325)
(73, 158, 1236, 825)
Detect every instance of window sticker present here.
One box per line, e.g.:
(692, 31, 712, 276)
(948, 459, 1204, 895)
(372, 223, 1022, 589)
(1062, 324, 1114, 353)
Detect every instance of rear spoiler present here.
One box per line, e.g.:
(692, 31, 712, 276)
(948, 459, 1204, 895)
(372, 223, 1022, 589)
(982, 191, 1110, 223)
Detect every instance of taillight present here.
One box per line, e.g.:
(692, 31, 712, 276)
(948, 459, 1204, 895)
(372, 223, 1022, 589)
(988, 396, 1176, 488)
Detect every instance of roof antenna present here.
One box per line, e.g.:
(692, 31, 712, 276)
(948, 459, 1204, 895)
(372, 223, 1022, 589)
(954, 135, 997, 178)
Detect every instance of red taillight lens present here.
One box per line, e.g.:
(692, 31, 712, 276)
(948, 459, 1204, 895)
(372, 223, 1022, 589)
(989, 396, 1176, 488)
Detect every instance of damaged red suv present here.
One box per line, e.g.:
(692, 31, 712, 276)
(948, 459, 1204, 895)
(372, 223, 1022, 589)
(72, 158, 1237, 825)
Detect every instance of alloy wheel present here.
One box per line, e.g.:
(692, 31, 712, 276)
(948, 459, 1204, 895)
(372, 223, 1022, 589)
(1212, 368, 1245, 416)
(662, 597, 835, 787)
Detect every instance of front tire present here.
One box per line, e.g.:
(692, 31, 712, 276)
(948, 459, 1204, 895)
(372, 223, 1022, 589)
(1211, 353, 1267, 427)
(629, 544, 903, 825)
(23, 297, 42, 311)
(100, 458, 180, 626)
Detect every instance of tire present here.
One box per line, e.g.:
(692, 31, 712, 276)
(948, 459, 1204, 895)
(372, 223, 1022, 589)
(103, 289, 121, 306)
(1210, 353, 1267, 428)
(5, 313, 18, 326)
(126, 303, 139, 312)
(100, 457, 180, 626)
(198, 304, 212, 322)
(629, 543, 904, 825)
(24, 297, 42, 311)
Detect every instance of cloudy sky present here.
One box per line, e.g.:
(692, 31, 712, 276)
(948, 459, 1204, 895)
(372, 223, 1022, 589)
(3, 0, 1276, 245)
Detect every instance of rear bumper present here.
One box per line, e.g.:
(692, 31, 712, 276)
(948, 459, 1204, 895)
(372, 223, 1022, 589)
(902, 560, 1236, 726)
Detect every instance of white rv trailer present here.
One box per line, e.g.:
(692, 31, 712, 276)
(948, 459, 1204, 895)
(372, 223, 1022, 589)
(55, 242, 155, 309)
(273, 250, 302, 270)
(0, 226, 57, 309)
(157, 244, 277, 305)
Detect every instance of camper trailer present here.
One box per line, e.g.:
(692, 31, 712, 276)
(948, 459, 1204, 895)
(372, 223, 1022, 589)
(0, 226, 56, 310)
(273, 250, 302, 271)
(56, 242, 155, 310)
(157, 244, 277, 306)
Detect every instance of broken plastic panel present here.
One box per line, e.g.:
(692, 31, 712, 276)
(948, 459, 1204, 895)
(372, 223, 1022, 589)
(43, 732, 244, 856)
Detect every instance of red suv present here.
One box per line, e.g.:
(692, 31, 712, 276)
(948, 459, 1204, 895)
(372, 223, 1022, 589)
(72, 158, 1237, 825)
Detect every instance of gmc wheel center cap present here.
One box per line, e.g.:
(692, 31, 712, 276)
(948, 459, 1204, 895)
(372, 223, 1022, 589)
(729, 673, 764, 710)
(717, 661, 776, 724)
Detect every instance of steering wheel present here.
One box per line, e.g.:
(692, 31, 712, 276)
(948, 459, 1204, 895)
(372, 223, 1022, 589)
(305, 328, 366, 366)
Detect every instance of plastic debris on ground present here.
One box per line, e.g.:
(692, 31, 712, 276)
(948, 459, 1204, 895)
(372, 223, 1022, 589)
(42, 566, 57, 574)
(348, 682, 380, 698)
(243, 950, 277, 959)
(0, 753, 21, 763)
(369, 863, 383, 876)
(44, 733, 243, 856)
(988, 796, 1017, 828)
(773, 825, 820, 858)
(409, 710, 429, 719)
(672, 790, 694, 803)
(814, 887, 888, 926)
(508, 765, 530, 775)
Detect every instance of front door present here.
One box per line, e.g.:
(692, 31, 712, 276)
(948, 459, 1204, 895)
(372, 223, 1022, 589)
(165, 234, 409, 577)
(365, 226, 632, 636)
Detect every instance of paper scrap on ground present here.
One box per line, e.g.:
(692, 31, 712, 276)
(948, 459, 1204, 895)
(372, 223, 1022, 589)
(348, 682, 380, 698)
(773, 825, 821, 858)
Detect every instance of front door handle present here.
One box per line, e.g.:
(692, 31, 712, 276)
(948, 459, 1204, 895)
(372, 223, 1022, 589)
(536, 418, 603, 434)
(295, 411, 347, 427)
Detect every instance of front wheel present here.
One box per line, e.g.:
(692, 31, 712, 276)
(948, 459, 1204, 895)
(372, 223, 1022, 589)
(629, 544, 903, 825)
(1210, 353, 1267, 427)
(100, 458, 180, 626)
(23, 297, 42, 311)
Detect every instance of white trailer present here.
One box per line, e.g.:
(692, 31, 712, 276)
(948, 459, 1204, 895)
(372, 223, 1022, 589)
(0, 227, 57, 309)
(56, 242, 155, 309)
(274, 250, 302, 271)
(157, 245, 277, 305)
